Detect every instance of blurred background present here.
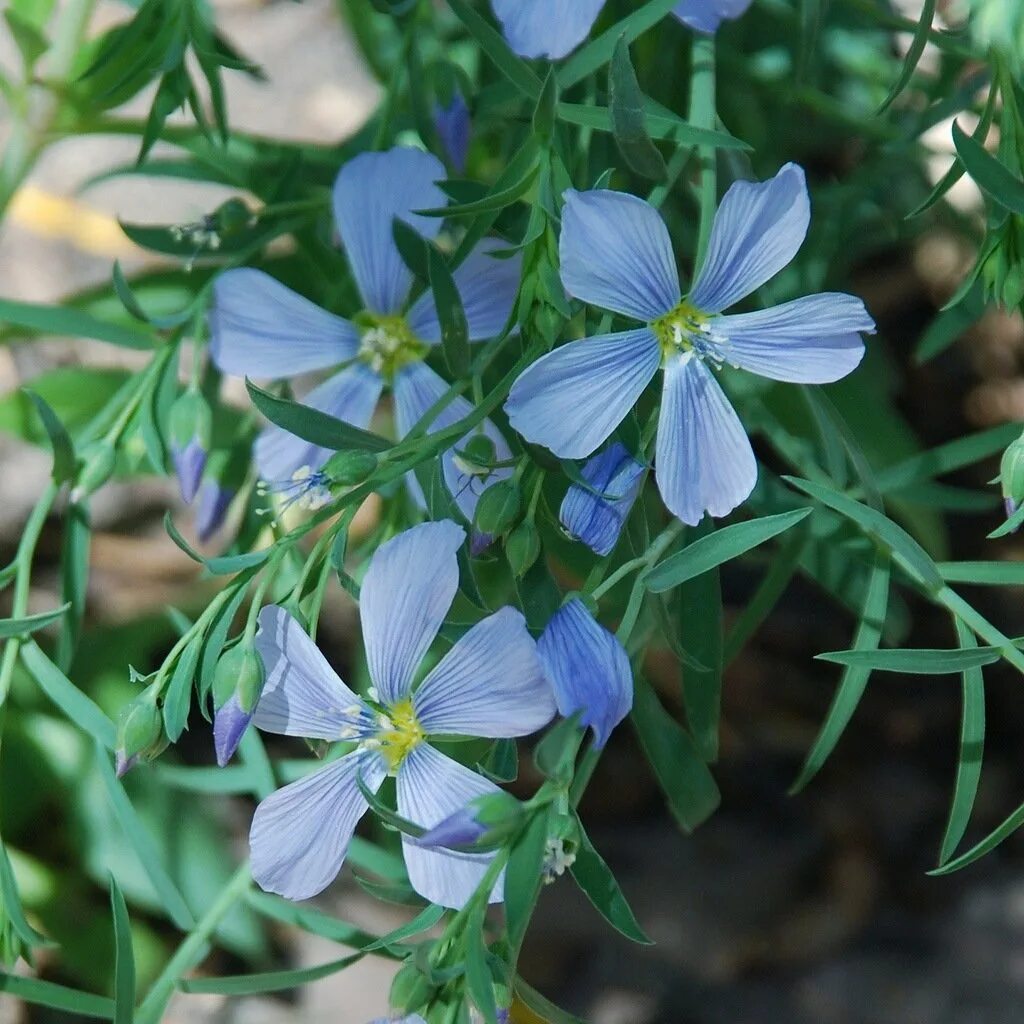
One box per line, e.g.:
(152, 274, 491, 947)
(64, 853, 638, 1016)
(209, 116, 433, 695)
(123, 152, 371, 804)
(4, 1, 1024, 1022)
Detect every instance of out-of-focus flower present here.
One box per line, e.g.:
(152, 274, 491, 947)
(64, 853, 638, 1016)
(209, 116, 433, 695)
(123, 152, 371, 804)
(491, 0, 607, 59)
(673, 0, 753, 34)
(559, 443, 645, 556)
(247, 521, 555, 908)
(538, 599, 632, 748)
(506, 164, 875, 525)
(435, 91, 471, 172)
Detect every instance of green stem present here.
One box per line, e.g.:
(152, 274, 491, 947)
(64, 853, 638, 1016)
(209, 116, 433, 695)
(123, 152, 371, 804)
(136, 862, 253, 1024)
(688, 33, 717, 268)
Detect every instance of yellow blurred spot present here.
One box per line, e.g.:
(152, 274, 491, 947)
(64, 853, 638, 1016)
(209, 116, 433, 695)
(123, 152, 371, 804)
(9, 184, 138, 258)
(509, 996, 548, 1024)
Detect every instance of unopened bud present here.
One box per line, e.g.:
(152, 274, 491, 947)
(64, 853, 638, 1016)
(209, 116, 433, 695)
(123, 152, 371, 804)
(169, 390, 212, 504)
(389, 960, 435, 1010)
(70, 439, 117, 503)
(212, 640, 265, 713)
(474, 479, 521, 536)
(1001, 429, 1024, 523)
(215, 198, 253, 237)
(322, 449, 379, 486)
(506, 520, 541, 577)
(115, 682, 165, 772)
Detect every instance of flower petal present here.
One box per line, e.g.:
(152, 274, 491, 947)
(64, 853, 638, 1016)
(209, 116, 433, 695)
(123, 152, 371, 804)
(407, 244, 522, 343)
(414, 607, 555, 737)
(393, 362, 514, 526)
(360, 521, 466, 706)
(559, 443, 646, 556)
(253, 605, 369, 739)
(254, 364, 383, 483)
(491, 0, 607, 59)
(537, 599, 632, 748)
(560, 190, 681, 322)
(333, 148, 446, 315)
(397, 745, 503, 909)
(673, 0, 752, 32)
(505, 329, 661, 459)
(655, 354, 757, 524)
(689, 163, 810, 314)
(435, 93, 471, 173)
(210, 269, 359, 378)
(250, 752, 384, 901)
(716, 293, 873, 383)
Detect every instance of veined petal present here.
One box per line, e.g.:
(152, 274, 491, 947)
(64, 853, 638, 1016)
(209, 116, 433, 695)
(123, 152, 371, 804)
(560, 190, 680, 322)
(673, 0, 752, 33)
(716, 293, 873, 383)
(407, 244, 522, 343)
(253, 606, 370, 739)
(254, 364, 383, 483)
(210, 269, 358, 378)
(397, 745, 503, 909)
(505, 329, 661, 459)
(250, 752, 385, 901)
(414, 607, 555, 737)
(333, 148, 446, 315)
(360, 521, 466, 706)
(537, 599, 632, 748)
(689, 163, 810, 314)
(655, 354, 757, 524)
(491, 0, 607, 59)
(559, 443, 646, 556)
(393, 362, 514, 526)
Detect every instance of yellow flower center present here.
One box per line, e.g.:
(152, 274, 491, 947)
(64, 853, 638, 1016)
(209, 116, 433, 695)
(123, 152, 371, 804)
(374, 697, 426, 772)
(356, 314, 428, 381)
(651, 300, 725, 366)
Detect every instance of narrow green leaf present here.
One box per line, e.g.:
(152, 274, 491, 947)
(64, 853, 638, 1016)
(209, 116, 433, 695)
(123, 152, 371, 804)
(3, 9, 48, 67)
(0, 297, 153, 349)
(21, 641, 117, 749)
(569, 821, 651, 944)
(109, 877, 135, 1024)
(360, 903, 445, 953)
(791, 557, 890, 793)
(646, 509, 812, 592)
(877, 0, 936, 112)
(631, 674, 720, 832)
(162, 636, 202, 741)
(180, 952, 365, 995)
(416, 163, 539, 219)
(154, 763, 257, 795)
(24, 391, 75, 482)
(533, 67, 558, 142)
(938, 561, 1024, 585)
(0, 603, 70, 640)
(609, 35, 667, 181)
(465, 903, 499, 1023)
(57, 501, 90, 671)
(246, 379, 391, 454)
(0, 842, 54, 949)
(928, 798, 1024, 875)
(514, 977, 587, 1024)
(816, 646, 999, 673)
(505, 806, 552, 953)
(938, 618, 986, 865)
(392, 218, 430, 279)
(953, 121, 1024, 216)
(0, 972, 115, 1019)
(95, 745, 196, 930)
(246, 890, 396, 953)
(556, 101, 745, 148)
(446, 0, 541, 100)
(428, 248, 470, 379)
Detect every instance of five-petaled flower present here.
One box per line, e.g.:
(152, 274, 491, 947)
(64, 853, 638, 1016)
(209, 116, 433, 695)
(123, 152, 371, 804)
(248, 521, 555, 908)
(505, 164, 875, 526)
(673, 0, 753, 33)
(209, 147, 519, 528)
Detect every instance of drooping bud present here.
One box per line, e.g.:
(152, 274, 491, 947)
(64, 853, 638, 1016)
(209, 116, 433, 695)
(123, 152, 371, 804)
(70, 439, 117, 503)
(169, 390, 212, 504)
(1001, 428, 1024, 524)
(212, 639, 266, 766)
(322, 449, 380, 486)
(115, 682, 165, 774)
(537, 599, 633, 749)
(474, 478, 521, 536)
(506, 520, 541, 577)
(416, 791, 523, 851)
(195, 479, 236, 543)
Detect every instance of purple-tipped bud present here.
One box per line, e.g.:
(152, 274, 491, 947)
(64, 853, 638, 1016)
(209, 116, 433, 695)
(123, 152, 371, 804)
(214, 694, 253, 767)
(172, 437, 207, 504)
(538, 599, 633, 749)
(417, 791, 523, 851)
(470, 529, 494, 556)
(115, 751, 139, 778)
(435, 92, 471, 173)
(673, 0, 753, 33)
(417, 807, 489, 850)
(560, 443, 645, 557)
(195, 479, 235, 543)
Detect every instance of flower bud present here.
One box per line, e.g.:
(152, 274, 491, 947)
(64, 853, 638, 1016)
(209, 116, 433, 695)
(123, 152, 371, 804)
(70, 439, 117, 503)
(506, 520, 541, 577)
(454, 433, 497, 475)
(434, 90, 470, 174)
(1001, 429, 1024, 523)
(537, 599, 632, 749)
(195, 479, 236, 543)
(322, 449, 379, 486)
(474, 478, 521, 536)
(560, 443, 645, 556)
(388, 960, 435, 1011)
(212, 640, 266, 766)
(214, 198, 253, 237)
(169, 390, 212, 504)
(115, 682, 165, 773)
(415, 791, 523, 851)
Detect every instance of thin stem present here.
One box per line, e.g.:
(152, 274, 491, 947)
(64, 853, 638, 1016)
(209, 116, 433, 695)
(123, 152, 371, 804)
(688, 33, 717, 268)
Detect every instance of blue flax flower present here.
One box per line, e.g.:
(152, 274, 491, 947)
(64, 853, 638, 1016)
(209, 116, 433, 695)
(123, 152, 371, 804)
(538, 599, 632, 748)
(673, 0, 753, 33)
(210, 147, 519, 527)
(505, 164, 875, 525)
(491, 0, 607, 59)
(248, 521, 555, 908)
(560, 443, 645, 556)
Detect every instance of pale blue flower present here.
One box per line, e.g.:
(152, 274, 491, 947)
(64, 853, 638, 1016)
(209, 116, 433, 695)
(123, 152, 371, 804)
(491, 0, 607, 59)
(248, 521, 555, 908)
(537, 599, 632, 748)
(210, 147, 520, 527)
(560, 443, 645, 556)
(674, 0, 753, 33)
(505, 164, 875, 525)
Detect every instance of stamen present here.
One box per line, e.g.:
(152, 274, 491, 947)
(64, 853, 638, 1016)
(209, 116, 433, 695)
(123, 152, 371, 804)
(356, 315, 427, 380)
(651, 300, 731, 367)
(258, 465, 333, 514)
